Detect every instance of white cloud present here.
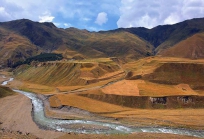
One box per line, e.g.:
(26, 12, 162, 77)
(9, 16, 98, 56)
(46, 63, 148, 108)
(53, 22, 72, 28)
(0, 6, 12, 20)
(81, 17, 91, 22)
(164, 13, 181, 25)
(39, 11, 55, 22)
(0, 0, 119, 30)
(64, 23, 72, 28)
(1, 0, 204, 30)
(117, 0, 204, 28)
(95, 12, 108, 25)
(53, 22, 61, 27)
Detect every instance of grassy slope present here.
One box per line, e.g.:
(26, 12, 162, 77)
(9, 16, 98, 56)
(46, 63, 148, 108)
(0, 27, 38, 67)
(1, 18, 204, 64)
(122, 57, 204, 95)
(63, 28, 154, 60)
(160, 33, 204, 59)
(14, 62, 86, 86)
(0, 19, 154, 67)
(13, 59, 122, 87)
(119, 18, 204, 56)
(143, 62, 204, 90)
(155, 18, 204, 53)
(0, 19, 64, 50)
(14, 57, 204, 96)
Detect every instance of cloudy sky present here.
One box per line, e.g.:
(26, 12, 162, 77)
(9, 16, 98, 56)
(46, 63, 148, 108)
(0, 0, 204, 31)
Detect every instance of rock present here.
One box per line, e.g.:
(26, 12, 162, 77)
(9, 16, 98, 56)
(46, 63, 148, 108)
(17, 130, 22, 134)
(150, 97, 167, 104)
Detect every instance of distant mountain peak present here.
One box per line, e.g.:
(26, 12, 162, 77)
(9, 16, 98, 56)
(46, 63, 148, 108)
(0, 17, 204, 68)
(41, 22, 56, 28)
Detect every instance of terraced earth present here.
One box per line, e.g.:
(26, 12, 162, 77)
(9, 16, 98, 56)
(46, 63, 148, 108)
(3, 57, 203, 132)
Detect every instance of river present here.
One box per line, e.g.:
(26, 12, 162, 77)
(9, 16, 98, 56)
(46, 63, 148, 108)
(1, 78, 204, 138)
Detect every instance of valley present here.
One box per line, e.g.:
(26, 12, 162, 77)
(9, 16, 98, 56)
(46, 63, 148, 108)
(0, 18, 204, 138)
(1, 56, 204, 138)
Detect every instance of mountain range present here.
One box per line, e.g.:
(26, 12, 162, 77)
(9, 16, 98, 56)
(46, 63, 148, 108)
(0, 17, 204, 67)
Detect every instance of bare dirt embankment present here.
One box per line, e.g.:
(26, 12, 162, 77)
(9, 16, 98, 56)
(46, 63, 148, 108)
(0, 93, 65, 139)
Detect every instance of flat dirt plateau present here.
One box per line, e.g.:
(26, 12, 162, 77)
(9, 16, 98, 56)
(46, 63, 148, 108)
(0, 93, 199, 139)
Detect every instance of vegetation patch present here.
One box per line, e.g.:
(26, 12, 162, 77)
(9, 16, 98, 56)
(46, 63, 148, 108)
(12, 53, 63, 68)
(0, 86, 15, 98)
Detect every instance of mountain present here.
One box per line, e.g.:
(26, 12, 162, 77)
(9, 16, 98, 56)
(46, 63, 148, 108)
(0, 19, 62, 51)
(160, 32, 204, 59)
(0, 17, 204, 68)
(0, 26, 38, 67)
(0, 19, 153, 67)
(64, 28, 154, 59)
(115, 18, 204, 54)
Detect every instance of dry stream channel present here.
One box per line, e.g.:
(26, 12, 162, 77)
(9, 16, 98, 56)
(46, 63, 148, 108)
(2, 78, 204, 138)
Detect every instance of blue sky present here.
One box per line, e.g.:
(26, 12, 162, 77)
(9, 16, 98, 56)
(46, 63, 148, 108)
(0, 0, 204, 31)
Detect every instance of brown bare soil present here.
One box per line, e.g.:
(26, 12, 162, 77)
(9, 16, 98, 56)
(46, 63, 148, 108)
(49, 93, 133, 113)
(138, 81, 198, 96)
(0, 129, 38, 139)
(0, 93, 65, 139)
(58, 133, 199, 139)
(49, 93, 204, 130)
(101, 80, 141, 96)
(112, 109, 204, 130)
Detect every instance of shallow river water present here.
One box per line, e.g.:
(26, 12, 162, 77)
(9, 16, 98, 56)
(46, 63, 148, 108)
(2, 79, 204, 137)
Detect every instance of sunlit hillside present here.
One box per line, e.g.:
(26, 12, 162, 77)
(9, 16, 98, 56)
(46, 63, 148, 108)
(160, 33, 204, 59)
